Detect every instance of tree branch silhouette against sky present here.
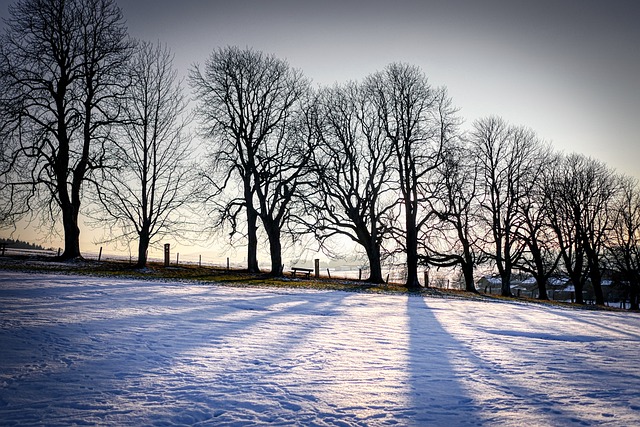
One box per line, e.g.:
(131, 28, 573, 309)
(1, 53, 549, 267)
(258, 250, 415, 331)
(1, 0, 638, 252)
(108, 0, 640, 175)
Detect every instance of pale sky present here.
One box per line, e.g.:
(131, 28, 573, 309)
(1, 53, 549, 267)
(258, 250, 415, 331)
(1, 0, 639, 255)
(115, 0, 640, 176)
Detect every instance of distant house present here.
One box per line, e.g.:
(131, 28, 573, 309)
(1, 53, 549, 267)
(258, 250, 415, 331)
(478, 273, 630, 306)
(478, 275, 574, 300)
(477, 275, 538, 297)
(477, 276, 503, 294)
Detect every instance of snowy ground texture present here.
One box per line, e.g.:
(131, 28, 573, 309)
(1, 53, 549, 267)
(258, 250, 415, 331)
(1, 272, 639, 426)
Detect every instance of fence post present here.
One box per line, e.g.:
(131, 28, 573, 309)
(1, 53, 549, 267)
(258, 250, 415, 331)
(57, 248, 61, 257)
(424, 270, 430, 288)
(164, 244, 170, 267)
(314, 259, 320, 279)
(227, 257, 230, 272)
(176, 253, 179, 265)
(98, 247, 103, 261)
(199, 254, 202, 267)
(326, 268, 331, 279)
(359, 268, 362, 281)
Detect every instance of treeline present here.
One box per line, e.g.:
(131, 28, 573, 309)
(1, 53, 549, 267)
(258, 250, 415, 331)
(1, 1, 638, 309)
(0, 238, 48, 251)
(190, 50, 640, 309)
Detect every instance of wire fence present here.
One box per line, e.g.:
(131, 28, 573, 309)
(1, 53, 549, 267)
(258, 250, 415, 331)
(3, 245, 629, 308)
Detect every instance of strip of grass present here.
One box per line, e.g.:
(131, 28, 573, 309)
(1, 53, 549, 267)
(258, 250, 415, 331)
(0, 255, 443, 296)
(0, 255, 631, 311)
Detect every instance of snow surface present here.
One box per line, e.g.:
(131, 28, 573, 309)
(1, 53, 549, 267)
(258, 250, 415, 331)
(1, 271, 639, 426)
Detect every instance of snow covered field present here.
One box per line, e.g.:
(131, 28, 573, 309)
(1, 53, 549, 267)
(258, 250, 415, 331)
(1, 271, 639, 426)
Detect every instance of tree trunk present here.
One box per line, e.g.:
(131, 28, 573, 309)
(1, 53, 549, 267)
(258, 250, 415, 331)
(246, 205, 260, 273)
(460, 243, 477, 293)
(498, 261, 512, 297)
(137, 231, 150, 268)
(405, 219, 421, 291)
(570, 272, 585, 305)
(365, 212, 384, 284)
(61, 208, 81, 260)
(500, 276, 512, 297)
(461, 262, 477, 293)
(60, 197, 81, 260)
(366, 251, 384, 284)
(264, 222, 283, 277)
(537, 277, 549, 300)
(495, 240, 512, 297)
(56, 124, 81, 260)
(590, 268, 605, 306)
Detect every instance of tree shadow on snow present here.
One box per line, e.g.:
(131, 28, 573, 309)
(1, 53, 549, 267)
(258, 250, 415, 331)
(405, 295, 486, 426)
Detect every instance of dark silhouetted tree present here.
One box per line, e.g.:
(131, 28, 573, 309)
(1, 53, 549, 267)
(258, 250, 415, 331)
(190, 46, 309, 275)
(472, 117, 539, 297)
(305, 83, 395, 283)
(512, 141, 561, 300)
(0, 0, 132, 259)
(422, 139, 485, 292)
(547, 154, 618, 305)
(607, 175, 640, 310)
(89, 41, 195, 268)
(367, 63, 457, 291)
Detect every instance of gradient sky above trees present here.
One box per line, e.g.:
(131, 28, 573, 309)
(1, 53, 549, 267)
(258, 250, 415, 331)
(113, 0, 640, 176)
(1, 0, 638, 249)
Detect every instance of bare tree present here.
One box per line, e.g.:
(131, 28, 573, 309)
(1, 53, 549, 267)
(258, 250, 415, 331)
(89, 41, 194, 268)
(607, 175, 640, 310)
(0, 0, 132, 259)
(545, 154, 589, 304)
(253, 99, 314, 276)
(579, 158, 619, 306)
(304, 83, 395, 283)
(367, 63, 457, 290)
(512, 142, 562, 300)
(547, 154, 618, 305)
(423, 138, 485, 292)
(472, 117, 540, 297)
(190, 46, 309, 275)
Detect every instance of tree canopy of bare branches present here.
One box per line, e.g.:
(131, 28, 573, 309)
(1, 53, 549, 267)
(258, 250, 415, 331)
(89, 41, 195, 268)
(472, 117, 541, 297)
(0, 0, 132, 259)
(367, 63, 457, 290)
(304, 83, 395, 283)
(422, 139, 485, 292)
(546, 154, 619, 305)
(190, 46, 310, 275)
(510, 140, 561, 300)
(607, 175, 640, 310)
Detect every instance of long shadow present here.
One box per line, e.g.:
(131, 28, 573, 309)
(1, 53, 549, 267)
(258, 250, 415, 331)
(410, 296, 640, 426)
(405, 294, 485, 426)
(0, 273, 355, 425)
(9, 272, 637, 425)
(548, 307, 640, 341)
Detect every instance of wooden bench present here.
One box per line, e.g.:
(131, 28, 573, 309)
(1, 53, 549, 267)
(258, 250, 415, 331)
(290, 267, 313, 278)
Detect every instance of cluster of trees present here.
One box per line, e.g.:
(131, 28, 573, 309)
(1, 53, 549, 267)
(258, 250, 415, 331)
(1, 1, 639, 309)
(0, 0, 195, 267)
(190, 49, 640, 309)
(0, 238, 48, 251)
